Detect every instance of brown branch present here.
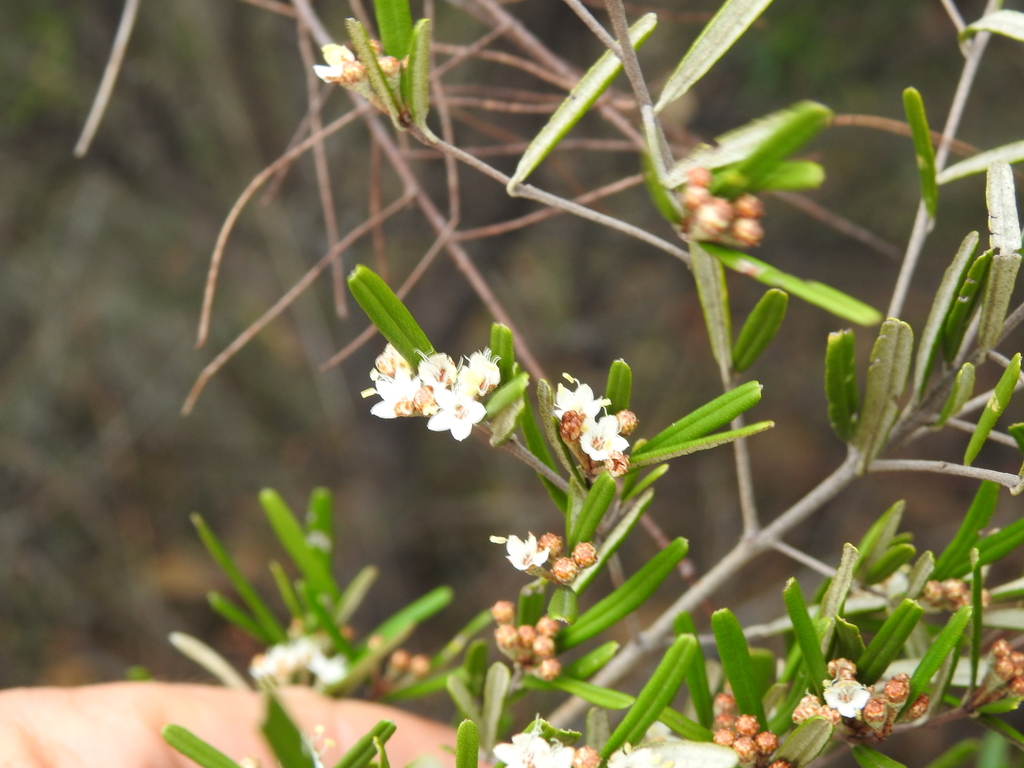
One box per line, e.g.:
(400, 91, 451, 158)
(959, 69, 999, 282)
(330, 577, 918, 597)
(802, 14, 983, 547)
(432, 44, 577, 90)
(236, 0, 297, 16)
(769, 191, 903, 261)
(442, 96, 562, 113)
(369, 137, 389, 280)
(431, 25, 509, 79)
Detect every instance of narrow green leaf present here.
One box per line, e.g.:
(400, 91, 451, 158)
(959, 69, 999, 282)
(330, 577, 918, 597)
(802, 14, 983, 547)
(783, 578, 829, 698)
(959, 9, 1024, 43)
(602, 635, 697, 755)
(902, 88, 938, 217)
(749, 647, 776, 703)
(853, 318, 914, 471)
(914, 232, 979, 401)
(936, 363, 976, 427)
(302, 582, 354, 659)
(563, 641, 619, 679)
(374, 737, 390, 768)
(752, 160, 825, 192)
(655, 709, 715, 743)
(481, 662, 510, 752)
(922, 739, 980, 768)
(1008, 422, 1024, 455)
(463, 639, 488, 697)
(733, 289, 788, 373)
(346, 20, 401, 123)
(548, 585, 579, 624)
(977, 516, 1024, 571)
(642, 151, 684, 224)
(336, 565, 379, 626)
(447, 675, 481, 724)
(559, 538, 688, 650)
(372, 0, 413, 57)
(508, 14, 657, 190)
(521, 674, 634, 710)
(486, 372, 530, 420)
(348, 265, 434, 367)
(518, 582, 547, 627)
(207, 591, 270, 644)
(629, 420, 774, 468)
(835, 616, 866, 663)
(825, 329, 859, 442)
(605, 360, 632, 414)
(404, 19, 431, 129)
(490, 324, 516, 386)
(776, 718, 833, 768)
(306, 488, 334, 571)
(702, 243, 883, 326)
(977, 715, 1024, 753)
(903, 606, 971, 719)
(965, 354, 1021, 465)
(943, 251, 992, 362)
(852, 745, 907, 768)
(939, 140, 1024, 184)
(570, 473, 616, 548)
(865, 544, 917, 585)
(263, 694, 316, 768)
(261, 489, 340, 604)
(977, 697, 1024, 714)
(855, 500, 906, 579)
(655, 0, 776, 112)
(637, 381, 763, 454)
(520, 397, 568, 512)
(622, 464, 669, 502)
(674, 612, 714, 729)
(979, 162, 1022, 351)
(379, 671, 450, 702)
(456, 721, 478, 768)
(712, 609, 767, 729)
(856, 598, 924, 685)
(977, 731, 1011, 768)
(366, 586, 453, 645)
(971, 553, 983, 687)
(906, 550, 935, 599)
(192, 513, 286, 643)
(162, 725, 245, 768)
(487, 376, 528, 447)
(572, 489, 653, 594)
(980, 249, 1023, 353)
(691, 242, 733, 381)
(821, 543, 859, 623)
(537, 379, 581, 480)
(989, 575, 1024, 602)
(333, 721, 398, 768)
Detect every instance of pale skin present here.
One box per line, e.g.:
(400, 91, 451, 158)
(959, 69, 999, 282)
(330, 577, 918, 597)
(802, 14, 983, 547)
(0, 682, 457, 768)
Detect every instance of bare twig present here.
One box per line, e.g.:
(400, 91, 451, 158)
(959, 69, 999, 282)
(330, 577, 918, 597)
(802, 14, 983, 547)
(432, 26, 509, 79)
(770, 540, 838, 578)
(236, 0, 297, 16)
(938, 0, 966, 34)
(944, 418, 1019, 448)
(769, 191, 903, 261)
(504, 437, 570, 491)
(868, 459, 1024, 494)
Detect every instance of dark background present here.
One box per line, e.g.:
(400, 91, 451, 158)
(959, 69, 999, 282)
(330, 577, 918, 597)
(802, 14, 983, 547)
(2, 0, 1024, 761)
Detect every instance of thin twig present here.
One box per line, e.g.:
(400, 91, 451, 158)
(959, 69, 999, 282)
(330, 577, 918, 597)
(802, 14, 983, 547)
(74, 0, 142, 157)
(938, 0, 966, 34)
(433, 44, 577, 90)
(944, 418, 1019, 448)
(868, 459, 1024, 494)
(504, 436, 570, 491)
(432, 26, 509, 79)
(561, 0, 623, 58)
(731, 413, 760, 536)
(441, 96, 562, 113)
(770, 540, 838, 578)
(236, 0, 297, 16)
(769, 191, 902, 261)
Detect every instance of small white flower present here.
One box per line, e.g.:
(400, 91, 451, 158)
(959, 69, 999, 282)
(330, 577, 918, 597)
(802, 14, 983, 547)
(501, 533, 550, 571)
(607, 746, 657, 768)
(553, 376, 604, 420)
(579, 415, 629, 461)
(823, 677, 872, 718)
(309, 652, 349, 687)
(313, 44, 356, 81)
(369, 370, 422, 418)
(427, 388, 486, 440)
(456, 349, 501, 398)
(373, 343, 414, 378)
(493, 732, 573, 768)
(418, 353, 459, 391)
(250, 636, 324, 683)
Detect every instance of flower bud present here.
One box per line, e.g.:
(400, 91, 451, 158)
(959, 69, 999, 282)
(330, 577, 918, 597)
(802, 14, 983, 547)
(572, 542, 598, 569)
(495, 624, 520, 651)
(552, 557, 579, 584)
(616, 409, 638, 436)
(732, 736, 757, 766)
(686, 167, 712, 187)
(754, 731, 778, 755)
(713, 729, 736, 747)
(905, 694, 929, 721)
(532, 635, 556, 660)
(604, 452, 630, 477)
(994, 657, 1017, 682)
(388, 649, 411, 673)
(518, 624, 537, 647)
(492, 600, 516, 625)
(714, 692, 738, 715)
(413, 386, 438, 416)
(942, 578, 970, 609)
(734, 194, 764, 219)
(861, 697, 889, 734)
(536, 658, 561, 681)
(1010, 676, 1024, 697)
(713, 713, 736, 731)
(693, 198, 734, 236)
(735, 714, 758, 737)
(828, 658, 858, 680)
(883, 673, 910, 705)
(536, 616, 560, 637)
(730, 217, 764, 247)
(819, 706, 842, 726)
(560, 411, 585, 443)
(1011, 650, 1024, 675)
(409, 654, 431, 678)
(573, 747, 600, 768)
(378, 55, 401, 78)
(538, 533, 564, 561)
(921, 580, 943, 607)
(768, 762, 793, 768)
(992, 639, 1012, 659)
(368, 39, 383, 55)
(682, 185, 712, 210)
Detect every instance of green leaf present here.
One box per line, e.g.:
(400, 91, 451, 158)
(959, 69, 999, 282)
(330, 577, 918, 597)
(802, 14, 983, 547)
(570, 472, 616, 549)
(559, 538, 688, 650)
(939, 140, 1024, 184)
(602, 635, 698, 756)
(712, 609, 767, 729)
(856, 598, 924, 685)
(835, 616, 866, 663)
(752, 160, 825, 192)
(521, 674, 635, 710)
(902, 88, 938, 218)
(548, 585, 579, 624)
(965, 354, 1021, 465)
(701, 243, 882, 326)
(784, 578, 829, 698)
(586, 708, 610, 752)
(463, 639, 488, 697)
(333, 721, 398, 768)
(162, 725, 245, 768)
(348, 265, 434, 368)
(922, 739, 980, 768)
(691, 242, 733, 381)
(977, 715, 1024, 753)
(821, 543, 859, 624)
(305, 488, 334, 569)
(674, 612, 714, 729)
(379, 671, 450, 702)
(749, 647, 776, 703)
(261, 489, 340, 604)
(366, 586, 453, 645)
(979, 162, 1023, 351)
(853, 318, 914, 471)
(980, 249, 1023, 353)
(302, 582, 354, 659)
(976, 517, 1024, 574)
(520, 397, 567, 512)
(943, 250, 992, 362)
(481, 662, 510, 752)
(563, 641, 619, 679)
(936, 362, 976, 427)
(346, 19, 402, 124)
(906, 550, 935, 599)
(486, 373, 529, 447)
(629, 421, 774, 468)
(733, 289, 788, 373)
(490, 324, 516, 386)
(572, 489, 654, 594)
(959, 9, 1024, 43)
(207, 591, 270, 644)
(262, 694, 316, 768)
(447, 675, 481, 724)
(372, 0, 413, 58)
(903, 606, 971, 719)
(537, 379, 581, 480)
(865, 544, 916, 585)
(825, 329, 859, 442)
(655, 709, 715, 743)
(192, 513, 286, 644)
(605, 360, 632, 414)
(642, 151, 684, 224)
(855, 500, 906, 579)
(456, 721, 479, 768)
(977, 697, 1024, 714)
(913, 232, 980, 401)
(486, 372, 530, 420)
(404, 19, 431, 129)
(776, 717, 833, 768)
(1008, 423, 1024, 455)
(655, 0, 777, 113)
(977, 731, 1012, 768)
(518, 582, 547, 627)
(508, 14, 657, 190)
(622, 464, 669, 502)
(374, 737, 390, 768)
(644, 741, 735, 766)
(336, 565, 379, 626)
(852, 744, 907, 768)
(637, 381, 763, 454)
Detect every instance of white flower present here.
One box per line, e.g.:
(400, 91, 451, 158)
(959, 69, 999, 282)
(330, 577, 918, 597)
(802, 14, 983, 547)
(493, 732, 574, 768)
(457, 349, 501, 398)
(579, 415, 629, 461)
(368, 370, 421, 418)
(250, 636, 324, 683)
(313, 44, 356, 81)
(498, 533, 550, 571)
(309, 652, 349, 687)
(418, 353, 459, 391)
(607, 746, 657, 768)
(427, 388, 486, 440)
(553, 377, 604, 420)
(823, 677, 872, 718)
(373, 343, 414, 378)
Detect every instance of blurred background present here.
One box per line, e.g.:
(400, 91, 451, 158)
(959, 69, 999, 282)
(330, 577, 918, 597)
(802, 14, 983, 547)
(2, 0, 1024, 760)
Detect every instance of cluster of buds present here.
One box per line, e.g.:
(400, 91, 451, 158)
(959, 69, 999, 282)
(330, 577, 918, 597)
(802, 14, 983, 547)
(677, 168, 765, 248)
(492, 532, 598, 585)
(377, 648, 432, 690)
(554, 375, 636, 478)
(794, 660, 928, 741)
(363, 343, 501, 441)
(492, 602, 562, 680)
(314, 42, 402, 114)
(712, 693, 784, 768)
(970, 639, 1024, 708)
(920, 578, 990, 612)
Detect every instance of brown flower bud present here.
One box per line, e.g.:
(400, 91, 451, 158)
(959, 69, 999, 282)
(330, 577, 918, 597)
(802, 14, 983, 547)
(536, 658, 561, 681)
(560, 411, 585, 443)
(714, 692, 738, 715)
(572, 542, 598, 569)
(828, 658, 858, 681)
(884, 673, 910, 705)
(687, 167, 713, 188)
(942, 579, 970, 609)
(551, 557, 579, 584)
(378, 56, 401, 78)
(713, 729, 736, 747)
(714, 713, 737, 731)
(693, 198, 734, 236)
(791, 702, 819, 725)
(735, 714, 759, 737)
(616, 409, 638, 436)
(368, 39, 383, 55)
(491, 600, 516, 626)
(754, 731, 778, 755)
(538, 533, 564, 561)
(388, 649, 411, 673)
(682, 184, 712, 210)
(920, 580, 944, 607)
(1010, 651, 1024, 675)
(367, 634, 385, 650)
(413, 386, 438, 416)
(536, 616, 561, 637)
(861, 697, 889, 734)
(992, 639, 1012, 659)
(573, 747, 601, 768)
(994, 657, 1017, 682)
(734, 194, 765, 219)
(768, 762, 793, 768)
(495, 624, 519, 650)
(532, 635, 556, 660)
(1009, 676, 1024, 697)
(392, 397, 416, 418)
(604, 451, 630, 477)
(821, 706, 843, 725)
(730, 217, 764, 247)
(409, 654, 431, 678)
(518, 624, 537, 647)
(905, 694, 929, 721)
(732, 736, 757, 766)
(341, 625, 355, 641)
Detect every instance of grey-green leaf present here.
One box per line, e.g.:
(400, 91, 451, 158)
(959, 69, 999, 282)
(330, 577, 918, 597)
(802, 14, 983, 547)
(852, 745, 907, 768)
(691, 242, 733, 381)
(776, 718, 833, 768)
(855, 500, 905, 579)
(959, 10, 1024, 44)
(346, 19, 401, 123)
(964, 353, 1021, 466)
(943, 250, 992, 362)
(481, 662, 510, 752)
(936, 362, 975, 427)
(733, 289, 788, 372)
(939, 140, 1024, 185)
(853, 318, 914, 471)
(978, 162, 1022, 350)
(405, 19, 431, 129)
